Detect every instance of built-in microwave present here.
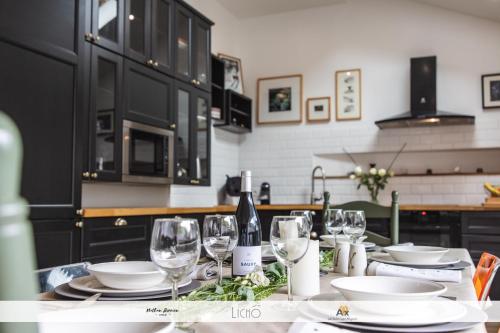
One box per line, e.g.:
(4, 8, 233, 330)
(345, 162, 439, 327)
(122, 120, 174, 184)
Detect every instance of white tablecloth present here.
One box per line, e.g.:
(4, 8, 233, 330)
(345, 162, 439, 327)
(193, 248, 486, 333)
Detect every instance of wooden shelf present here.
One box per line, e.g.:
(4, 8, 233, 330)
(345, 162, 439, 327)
(315, 172, 500, 180)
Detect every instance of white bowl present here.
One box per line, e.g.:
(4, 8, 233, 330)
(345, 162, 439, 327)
(384, 245, 449, 264)
(87, 261, 165, 290)
(330, 276, 447, 315)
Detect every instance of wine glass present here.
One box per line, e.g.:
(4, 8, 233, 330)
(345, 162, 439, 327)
(150, 217, 201, 301)
(324, 209, 345, 247)
(343, 210, 366, 244)
(290, 210, 314, 232)
(202, 215, 238, 285)
(270, 216, 310, 301)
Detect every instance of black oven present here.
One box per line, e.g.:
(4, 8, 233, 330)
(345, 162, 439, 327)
(122, 120, 174, 184)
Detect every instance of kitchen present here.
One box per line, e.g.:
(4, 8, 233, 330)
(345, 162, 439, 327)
(1, 0, 500, 332)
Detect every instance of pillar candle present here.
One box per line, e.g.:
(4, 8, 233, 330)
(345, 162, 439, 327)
(290, 240, 320, 297)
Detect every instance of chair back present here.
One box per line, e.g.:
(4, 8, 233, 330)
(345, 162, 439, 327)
(333, 191, 399, 246)
(473, 252, 500, 301)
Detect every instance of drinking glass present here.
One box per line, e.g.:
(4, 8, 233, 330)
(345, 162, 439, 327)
(343, 210, 366, 244)
(202, 215, 238, 285)
(270, 216, 310, 301)
(150, 217, 201, 301)
(290, 210, 314, 232)
(324, 209, 345, 247)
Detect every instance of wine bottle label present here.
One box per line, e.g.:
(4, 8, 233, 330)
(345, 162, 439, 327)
(232, 246, 262, 276)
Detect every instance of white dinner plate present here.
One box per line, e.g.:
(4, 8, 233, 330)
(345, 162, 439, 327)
(370, 253, 460, 267)
(305, 293, 466, 326)
(69, 275, 192, 297)
(298, 300, 487, 333)
(320, 241, 376, 249)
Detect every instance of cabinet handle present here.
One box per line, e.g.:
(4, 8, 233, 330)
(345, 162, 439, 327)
(76, 209, 83, 216)
(114, 254, 127, 262)
(147, 59, 154, 66)
(196, 80, 201, 86)
(82, 171, 90, 178)
(114, 218, 128, 227)
(90, 172, 98, 179)
(190, 179, 200, 185)
(95, 35, 100, 41)
(169, 123, 176, 130)
(310, 231, 318, 240)
(84, 32, 94, 42)
(191, 79, 197, 85)
(75, 221, 83, 228)
(153, 61, 159, 67)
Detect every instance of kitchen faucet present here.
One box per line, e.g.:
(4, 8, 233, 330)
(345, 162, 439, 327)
(311, 165, 326, 204)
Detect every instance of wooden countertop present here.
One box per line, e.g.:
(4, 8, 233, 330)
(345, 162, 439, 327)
(81, 204, 494, 218)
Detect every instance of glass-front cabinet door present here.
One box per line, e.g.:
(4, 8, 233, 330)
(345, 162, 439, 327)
(151, 0, 173, 75)
(175, 4, 192, 82)
(193, 91, 210, 185)
(193, 18, 210, 92)
(87, 46, 122, 181)
(174, 82, 192, 183)
(91, 0, 124, 53)
(173, 82, 211, 186)
(125, 0, 149, 63)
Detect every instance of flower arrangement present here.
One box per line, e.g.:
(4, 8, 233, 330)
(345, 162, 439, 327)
(349, 164, 394, 202)
(344, 144, 405, 203)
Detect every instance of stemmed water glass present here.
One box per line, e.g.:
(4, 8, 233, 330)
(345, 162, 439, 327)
(270, 216, 310, 301)
(290, 210, 314, 232)
(202, 215, 238, 285)
(343, 210, 366, 244)
(324, 209, 345, 247)
(150, 217, 201, 301)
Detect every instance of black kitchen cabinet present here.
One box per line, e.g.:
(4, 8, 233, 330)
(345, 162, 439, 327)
(84, 46, 124, 182)
(89, 0, 125, 53)
(82, 216, 151, 263)
(125, 0, 175, 75)
(123, 59, 175, 128)
(174, 81, 211, 186)
(0, 42, 82, 219)
(32, 220, 82, 269)
(174, 1, 212, 92)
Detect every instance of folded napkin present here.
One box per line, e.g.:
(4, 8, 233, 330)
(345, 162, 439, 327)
(190, 261, 218, 280)
(367, 261, 462, 283)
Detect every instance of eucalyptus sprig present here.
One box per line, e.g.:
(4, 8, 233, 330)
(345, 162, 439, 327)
(180, 262, 287, 301)
(320, 249, 335, 271)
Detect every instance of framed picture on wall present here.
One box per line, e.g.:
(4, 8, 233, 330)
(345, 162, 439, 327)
(482, 73, 500, 109)
(218, 53, 244, 94)
(306, 97, 331, 122)
(257, 74, 303, 124)
(335, 69, 362, 121)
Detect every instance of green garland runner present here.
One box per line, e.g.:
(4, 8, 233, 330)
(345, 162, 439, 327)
(180, 262, 287, 301)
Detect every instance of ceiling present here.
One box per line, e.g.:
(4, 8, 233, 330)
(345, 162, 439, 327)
(413, 0, 500, 22)
(215, 0, 346, 18)
(216, 0, 500, 22)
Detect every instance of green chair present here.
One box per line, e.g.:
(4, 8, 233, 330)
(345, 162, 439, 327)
(333, 191, 399, 246)
(0, 112, 38, 333)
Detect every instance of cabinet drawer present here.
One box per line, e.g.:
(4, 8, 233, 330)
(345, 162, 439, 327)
(82, 216, 150, 258)
(461, 212, 500, 235)
(461, 234, 500, 262)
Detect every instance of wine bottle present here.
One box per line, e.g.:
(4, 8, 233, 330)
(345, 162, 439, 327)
(232, 170, 262, 276)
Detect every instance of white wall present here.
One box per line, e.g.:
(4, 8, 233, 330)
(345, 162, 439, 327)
(237, 0, 500, 205)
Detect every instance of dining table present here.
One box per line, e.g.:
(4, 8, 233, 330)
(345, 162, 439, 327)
(39, 248, 487, 333)
(192, 248, 486, 333)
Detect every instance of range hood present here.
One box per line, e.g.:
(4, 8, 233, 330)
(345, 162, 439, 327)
(375, 56, 475, 129)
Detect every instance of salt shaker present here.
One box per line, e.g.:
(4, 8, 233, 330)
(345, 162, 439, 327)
(334, 241, 350, 275)
(348, 243, 367, 276)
